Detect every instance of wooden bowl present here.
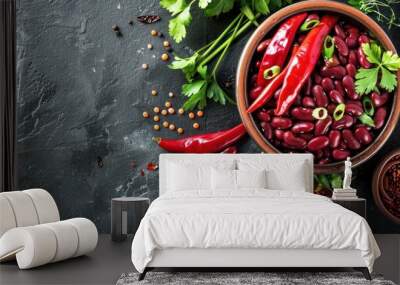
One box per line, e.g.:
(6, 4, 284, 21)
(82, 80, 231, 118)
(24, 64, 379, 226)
(372, 149, 400, 224)
(236, 0, 400, 174)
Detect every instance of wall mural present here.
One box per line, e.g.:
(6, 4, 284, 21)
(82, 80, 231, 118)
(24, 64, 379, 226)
(16, 0, 399, 233)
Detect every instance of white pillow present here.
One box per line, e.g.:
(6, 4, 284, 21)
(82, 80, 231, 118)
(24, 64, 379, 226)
(167, 160, 235, 192)
(211, 168, 236, 190)
(211, 169, 267, 190)
(237, 159, 307, 192)
(236, 169, 267, 189)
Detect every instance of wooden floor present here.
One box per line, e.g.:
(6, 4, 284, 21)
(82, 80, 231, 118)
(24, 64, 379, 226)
(1, 234, 398, 285)
(0, 234, 134, 285)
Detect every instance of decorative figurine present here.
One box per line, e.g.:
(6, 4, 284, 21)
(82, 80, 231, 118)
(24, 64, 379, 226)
(343, 157, 353, 190)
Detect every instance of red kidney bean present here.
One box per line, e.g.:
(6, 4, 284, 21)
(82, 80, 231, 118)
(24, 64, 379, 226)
(346, 100, 362, 108)
(374, 107, 387, 129)
(302, 97, 315, 108)
(355, 123, 372, 131)
(354, 126, 373, 145)
(307, 136, 330, 152)
(291, 107, 314, 121)
(338, 54, 347, 65)
(262, 123, 273, 140)
(357, 47, 372, 68)
(334, 24, 346, 39)
(327, 103, 336, 115)
(256, 39, 271, 53)
(329, 90, 344, 104)
(312, 85, 328, 107)
(371, 91, 389, 107)
(346, 36, 358, 49)
(304, 77, 312, 96)
(256, 110, 271, 122)
(348, 50, 358, 66)
(346, 25, 359, 36)
(271, 117, 293, 129)
(345, 102, 363, 116)
(321, 77, 334, 92)
(292, 122, 314, 134)
(342, 75, 359, 100)
(320, 66, 346, 79)
(256, 61, 261, 69)
(334, 36, 349, 56)
(318, 158, 331, 164)
(315, 116, 332, 136)
(332, 149, 351, 161)
(342, 129, 361, 150)
(249, 86, 263, 100)
(326, 55, 341, 67)
(332, 114, 354, 130)
(339, 140, 348, 150)
(283, 131, 307, 149)
(274, 129, 285, 140)
(251, 74, 258, 85)
(358, 34, 369, 45)
(334, 80, 345, 97)
(298, 133, 313, 141)
(346, 63, 357, 78)
(329, 130, 341, 148)
(314, 74, 322, 84)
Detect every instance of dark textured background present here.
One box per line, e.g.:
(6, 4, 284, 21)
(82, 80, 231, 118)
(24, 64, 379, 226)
(16, 0, 399, 233)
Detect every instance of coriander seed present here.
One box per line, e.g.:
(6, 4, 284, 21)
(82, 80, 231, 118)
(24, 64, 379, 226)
(163, 41, 170, 47)
(153, 106, 160, 113)
(147, 43, 153, 50)
(161, 53, 169, 61)
(153, 124, 160, 131)
(178, 108, 184, 115)
(169, 124, 176, 131)
(165, 101, 172, 108)
(153, 115, 160, 122)
(162, 121, 169, 128)
(150, 29, 158, 36)
(151, 89, 157, 96)
(168, 107, 175, 115)
(197, 110, 204, 117)
(193, 122, 200, 129)
(161, 109, 168, 116)
(188, 112, 195, 119)
(142, 111, 149, 118)
(177, 128, 184, 134)
(168, 92, 174, 98)
(142, 63, 149, 70)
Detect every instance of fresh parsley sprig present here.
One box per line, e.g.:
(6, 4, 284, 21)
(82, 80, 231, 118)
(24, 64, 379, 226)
(355, 42, 400, 95)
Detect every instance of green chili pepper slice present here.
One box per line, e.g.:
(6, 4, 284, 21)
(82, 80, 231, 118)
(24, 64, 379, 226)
(263, 65, 281, 80)
(312, 107, 328, 120)
(333, 103, 346, 121)
(362, 96, 375, 116)
(358, 113, 375, 127)
(300, 19, 320, 32)
(323, 36, 335, 60)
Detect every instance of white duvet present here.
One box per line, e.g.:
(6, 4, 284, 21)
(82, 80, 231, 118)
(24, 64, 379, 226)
(131, 190, 380, 273)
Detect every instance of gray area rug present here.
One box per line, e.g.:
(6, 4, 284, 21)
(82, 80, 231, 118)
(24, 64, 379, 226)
(116, 272, 396, 285)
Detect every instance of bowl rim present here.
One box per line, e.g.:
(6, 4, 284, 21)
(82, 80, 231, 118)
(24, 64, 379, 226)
(235, 0, 400, 174)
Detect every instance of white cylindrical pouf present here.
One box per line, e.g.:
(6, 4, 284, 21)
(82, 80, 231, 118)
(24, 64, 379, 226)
(0, 196, 17, 237)
(23, 189, 60, 224)
(66, 218, 98, 257)
(42, 221, 79, 262)
(1, 192, 39, 227)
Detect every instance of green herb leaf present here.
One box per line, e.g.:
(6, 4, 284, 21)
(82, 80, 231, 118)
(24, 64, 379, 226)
(182, 80, 207, 97)
(330, 174, 343, 189)
(355, 67, 379, 95)
(362, 42, 381, 65)
(254, 0, 270, 15)
(358, 113, 375, 127)
(197, 65, 208, 80)
(380, 66, 397, 92)
(169, 53, 198, 70)
(160, 0, 187, 16)
(168, 5, 192, 43)
(207, 80, 227, 105)
(199, 0, 212, 9)
(204, 0, 235, 16)
(382, 50, 400, 71)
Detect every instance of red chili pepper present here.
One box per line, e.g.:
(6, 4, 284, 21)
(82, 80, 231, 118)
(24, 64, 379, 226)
(256, 12, 308, 87)
(275, 15, 338, 116)
(247, 45, 299, 113)
(153, 124, 246, 153)
(221, 145, 237, 153)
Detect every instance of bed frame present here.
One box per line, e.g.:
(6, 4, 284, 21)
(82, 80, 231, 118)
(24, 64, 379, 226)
(139, 154, 371, 280)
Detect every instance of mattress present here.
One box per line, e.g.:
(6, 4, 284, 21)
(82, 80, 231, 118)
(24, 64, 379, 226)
(131, 190, 380, 273)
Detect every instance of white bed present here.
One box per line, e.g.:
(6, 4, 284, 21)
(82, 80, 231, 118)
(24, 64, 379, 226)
(131, 154, 380, 280)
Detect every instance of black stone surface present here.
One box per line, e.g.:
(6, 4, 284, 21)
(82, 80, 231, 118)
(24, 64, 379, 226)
(16, 0, 400, 233)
